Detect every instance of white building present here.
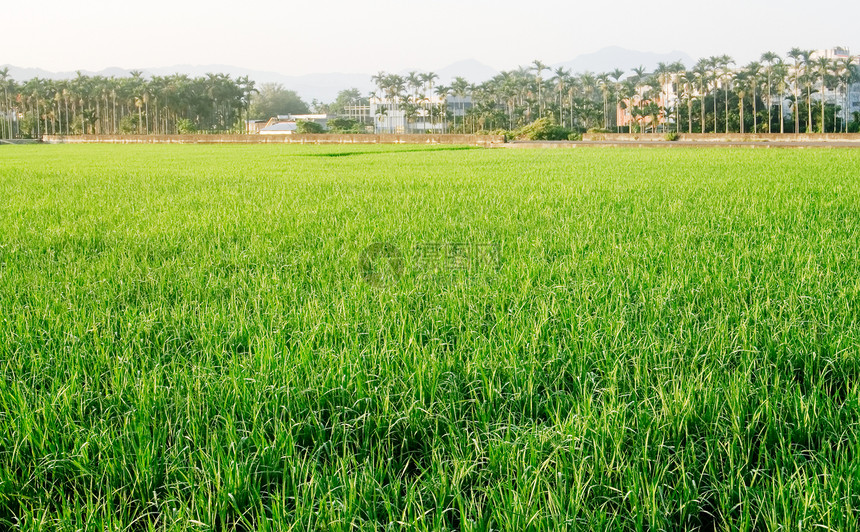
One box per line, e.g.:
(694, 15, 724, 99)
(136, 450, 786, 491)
(341, 105, 372, 125)
(273, 114, 331, 129)
(370, 95, 472, 134)
(810, 47, 860, 124)
(812, 46, 852, 61)
(251, 114, 333, 134)
(246, 120, 267, 134)
(259, 122, 297, 135)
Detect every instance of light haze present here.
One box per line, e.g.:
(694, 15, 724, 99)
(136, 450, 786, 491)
(10, 0, 860, 74)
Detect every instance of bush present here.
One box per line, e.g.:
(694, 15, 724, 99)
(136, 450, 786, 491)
(481, 129, 511, 139)
(513, 118, 570, 141)
(119, 115, 139, 134)
(176, 119, 197, 135)
(848, 112, 860, 133)
(327, 118, 365, 134)
(568, 132, 583, 141)
(665, 131, 680, 141)
(297, 121, 325, 134)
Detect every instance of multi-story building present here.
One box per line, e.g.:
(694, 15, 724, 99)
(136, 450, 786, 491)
(616, 74, 679, 132)
(341, 105, 372, 125)
(615, 49, 860, 132)
(370, 95, 472, 134)
(810, 47, 860, 125)
(812, 46, 852, 61)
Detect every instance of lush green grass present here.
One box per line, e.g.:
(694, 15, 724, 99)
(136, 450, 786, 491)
(1, 144, 860, 531)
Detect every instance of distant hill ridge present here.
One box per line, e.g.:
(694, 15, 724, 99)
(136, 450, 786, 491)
(2, 47, 694, 102)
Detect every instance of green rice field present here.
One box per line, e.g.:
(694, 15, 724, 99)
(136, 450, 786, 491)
(1, 144, 860, 530)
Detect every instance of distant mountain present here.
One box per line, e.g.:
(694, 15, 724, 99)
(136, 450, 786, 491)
(0, 63, 376, 103)
(1, 60, 499, 103)
(434, 59, 499, 84)
(2, 49, 694, 103)
(554, 46, 695, 76)
(2, 65, 126, 81)
(396, 59, 498, 86)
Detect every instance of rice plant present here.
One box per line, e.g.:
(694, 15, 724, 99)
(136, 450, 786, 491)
(0, 144, 859, 530)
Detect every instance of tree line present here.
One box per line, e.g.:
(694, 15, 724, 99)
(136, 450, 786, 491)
(3, 47, 860, 139)
(369, 49, 860, 136)
(0, 69, 256, 138)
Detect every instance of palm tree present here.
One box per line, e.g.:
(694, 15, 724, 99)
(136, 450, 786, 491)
(631, 65, 647, 89)
(434, 85, 450, 133)
(654, 62, 670, 132)
(788, 48, 804, 133)
(0, 67, 11, 139)
(840, 58, 860, 132)
(744, 62, 761, 133)
(531, 60, 549, 118)
(610, 68, 625, 132)
(828, 57, 856, 132)
(420, 72, 438, 96)
(735, 70, 750, 133)
(774, 60, 788, 133)
(679, 70, 694, 133)
(552, 67, 570, 127)
(597, 72, 612, 129)
(668, 61, 686, 133)
(693, 60, 709, 133)
(814, 57, 832, 132)
(617, 80, 637, 132)
(718, 55, 735, 133)
(799, 51, 814, 132)
(406, 72, 421, 101)
(761, 51, 779, 133)
(706, 57, 722, 133)
(420, 72, 438, 131)
(371, 71, 387, 94)
(450, 77, 470, 131)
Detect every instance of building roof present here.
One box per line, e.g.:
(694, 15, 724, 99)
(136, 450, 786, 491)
(260, 122, 297, 132)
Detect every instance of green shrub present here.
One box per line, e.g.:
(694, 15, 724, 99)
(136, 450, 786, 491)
(568, 132, 583, 141)
(665, 131, 680, 141)
(327, 118, 366, 134)
(848, 112, 860, 133)
(119, 115, 139, 134)
(513, 118, 570, 141)
(297, 121, 325, 134)
(176, 119, 197, 135)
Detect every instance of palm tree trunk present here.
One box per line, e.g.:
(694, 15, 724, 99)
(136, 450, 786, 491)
(713, 83, 718, 133)
(767, 73, 772, 133)
(794, 73, 800, 134)
(822, 86, 826, 133)
(688, 96, 692, 134)
(780, 91, 784, 133)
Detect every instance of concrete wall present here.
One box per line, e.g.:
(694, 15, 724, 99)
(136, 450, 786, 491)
(42, 134, 505, 147)
(583, 133, 860, 142)
(0, 139, 41, 145)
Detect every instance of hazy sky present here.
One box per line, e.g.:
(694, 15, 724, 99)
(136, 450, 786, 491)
(10, 0, 860, 74)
